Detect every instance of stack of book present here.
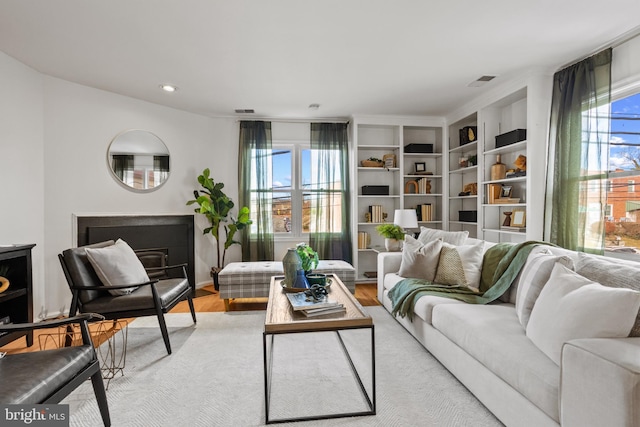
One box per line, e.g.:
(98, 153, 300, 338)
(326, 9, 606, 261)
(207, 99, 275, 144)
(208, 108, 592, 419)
(286, 292, 346, 317)
(417, 177, 431, 194)
(416, 204, 433, 221)
(368, 205, 383, 223)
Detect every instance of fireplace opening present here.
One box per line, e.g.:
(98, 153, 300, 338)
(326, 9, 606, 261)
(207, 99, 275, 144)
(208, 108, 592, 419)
(75, 215, 195, 291)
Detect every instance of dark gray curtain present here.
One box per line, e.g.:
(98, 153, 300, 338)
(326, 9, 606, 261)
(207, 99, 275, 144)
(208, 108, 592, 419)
(310, 123, 352, 264)
(111, 155, 134, 180)
(153, 155, 170, 172)
(238, 121, 274, 261)
(546, 49, 612, 253)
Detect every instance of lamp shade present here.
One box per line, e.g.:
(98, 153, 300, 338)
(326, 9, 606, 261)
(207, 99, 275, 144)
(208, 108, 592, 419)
(393, 209, 419, 230)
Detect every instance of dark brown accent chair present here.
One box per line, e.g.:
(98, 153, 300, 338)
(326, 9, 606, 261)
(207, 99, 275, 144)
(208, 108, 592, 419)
(58, 241, 196, 355)
(0, 313, 110, 427)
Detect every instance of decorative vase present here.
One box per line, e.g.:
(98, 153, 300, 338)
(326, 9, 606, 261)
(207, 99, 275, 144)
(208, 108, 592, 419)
(491, 154, 506, 181)
(503, 212, 513, 227)
(282, 248, 302, 287)
(293, 269, 310, 289)
(385, 238, 402, 252)
(425, 180, 432, 194)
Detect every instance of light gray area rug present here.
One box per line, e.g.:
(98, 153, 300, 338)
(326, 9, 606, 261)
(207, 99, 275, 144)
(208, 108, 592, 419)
(64, 307, 502, 426)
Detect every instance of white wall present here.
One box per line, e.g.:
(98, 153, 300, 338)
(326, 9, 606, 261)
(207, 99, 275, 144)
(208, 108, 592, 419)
(0, 52, 45, 316)
(613, 33, 640, 86)
(41, 77, 239, 317)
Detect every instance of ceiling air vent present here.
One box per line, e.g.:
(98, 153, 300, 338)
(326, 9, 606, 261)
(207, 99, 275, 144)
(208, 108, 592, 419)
(235, 109, 255, 114)
(467, 75, 497, 87)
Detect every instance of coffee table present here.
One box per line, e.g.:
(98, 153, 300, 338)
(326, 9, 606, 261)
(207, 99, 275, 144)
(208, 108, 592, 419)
(263, 274, 375, 424)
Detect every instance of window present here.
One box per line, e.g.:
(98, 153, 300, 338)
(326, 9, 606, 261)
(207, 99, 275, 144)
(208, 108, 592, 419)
(602, 91, 640, 259)
(249, 143, 345, 238)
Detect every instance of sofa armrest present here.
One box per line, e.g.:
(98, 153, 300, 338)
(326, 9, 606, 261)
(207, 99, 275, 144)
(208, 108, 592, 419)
(560, 337, 640, 427)
(377, 252, 402, 302)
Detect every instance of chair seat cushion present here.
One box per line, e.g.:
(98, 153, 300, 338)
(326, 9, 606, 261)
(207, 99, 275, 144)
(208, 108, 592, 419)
(83, 278, 189, 313)
(0, 346, 94, 404)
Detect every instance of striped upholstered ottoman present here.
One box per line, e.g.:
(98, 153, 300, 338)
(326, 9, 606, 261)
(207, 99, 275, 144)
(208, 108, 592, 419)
(218, 260, 356, 311)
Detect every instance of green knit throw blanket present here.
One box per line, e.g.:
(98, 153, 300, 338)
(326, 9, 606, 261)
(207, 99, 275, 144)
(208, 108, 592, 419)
(388, 240, 549, 320)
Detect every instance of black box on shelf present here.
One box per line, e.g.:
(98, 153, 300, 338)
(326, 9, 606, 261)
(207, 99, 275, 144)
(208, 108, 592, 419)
(362, 185, 389, 195)
(404, 143, 433, 153)
(459, 126, 478, 146)
(458, 210, 478, 222)
(495, 129, 527, 148)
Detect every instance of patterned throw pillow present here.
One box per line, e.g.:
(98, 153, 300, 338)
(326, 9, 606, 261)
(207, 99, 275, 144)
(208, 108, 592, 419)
(417, 227, 468, 246)
(398, 235, 443, 282)
(576, 252, 640, 336)
(515, 250, 574, 328)
(433, 241, 484, 291)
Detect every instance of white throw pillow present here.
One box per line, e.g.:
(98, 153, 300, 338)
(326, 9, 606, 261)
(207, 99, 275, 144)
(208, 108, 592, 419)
(85, 239, 149, 296)
(433, 241, 484, 291)
(398, 235, 442, 282)
(515, 250, 574, 328)
(526, 263, 640, 365)
(417, 227, 468, 246)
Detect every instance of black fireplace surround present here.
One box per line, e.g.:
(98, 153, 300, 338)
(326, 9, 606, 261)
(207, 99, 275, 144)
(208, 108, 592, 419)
(76, 215, 195, 291)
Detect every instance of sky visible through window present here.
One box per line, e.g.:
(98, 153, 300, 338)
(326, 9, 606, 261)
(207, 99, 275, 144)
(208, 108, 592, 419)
(610, 92, 640, 170)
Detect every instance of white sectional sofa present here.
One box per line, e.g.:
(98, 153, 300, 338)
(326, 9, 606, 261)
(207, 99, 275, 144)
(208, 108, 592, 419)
(377, 231, 640, 427)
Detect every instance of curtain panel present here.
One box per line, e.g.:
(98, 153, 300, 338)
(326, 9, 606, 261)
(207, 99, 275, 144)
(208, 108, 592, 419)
(238, 121, 274, 261)
(111, 155, 134, 180)
(546, 49, 612, 253)
(310, 122, 353, 264)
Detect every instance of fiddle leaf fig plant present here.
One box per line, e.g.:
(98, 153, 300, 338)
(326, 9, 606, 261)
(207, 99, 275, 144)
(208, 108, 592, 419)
(187, 168, 253, 270)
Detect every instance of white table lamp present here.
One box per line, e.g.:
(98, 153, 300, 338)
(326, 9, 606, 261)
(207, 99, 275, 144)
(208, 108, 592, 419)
(394, 209, 419, 234)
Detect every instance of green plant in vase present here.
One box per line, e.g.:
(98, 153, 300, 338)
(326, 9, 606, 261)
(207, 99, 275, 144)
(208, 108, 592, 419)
(296, 242, 319, 273)
(376, 223, 405, 252)
(187, 168, 253, 288)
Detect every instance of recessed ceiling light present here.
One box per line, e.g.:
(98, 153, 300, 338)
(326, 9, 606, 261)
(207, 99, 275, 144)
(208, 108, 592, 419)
(160, 84, 178, 92)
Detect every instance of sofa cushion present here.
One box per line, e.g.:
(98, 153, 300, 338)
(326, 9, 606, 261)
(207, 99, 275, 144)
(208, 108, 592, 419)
(382, 273, 464, 324)
(398, 236, 442, 282)
(433, 241, 484, 291)
(417, 227, 468, 246)
(575, 252, 640, 336)
(526, 263, 640, 365)
(85, 238, 149, 296)
(515, 249, 574, 328)
(432, 303, 561, 421)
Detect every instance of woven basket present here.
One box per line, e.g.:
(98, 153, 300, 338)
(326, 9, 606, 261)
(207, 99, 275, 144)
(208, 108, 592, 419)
(361, 160, 384, 167)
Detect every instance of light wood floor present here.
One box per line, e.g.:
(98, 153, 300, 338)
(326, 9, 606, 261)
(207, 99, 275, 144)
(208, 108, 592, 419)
(1, 282, 379, 354)
(172, 281, 379, 312)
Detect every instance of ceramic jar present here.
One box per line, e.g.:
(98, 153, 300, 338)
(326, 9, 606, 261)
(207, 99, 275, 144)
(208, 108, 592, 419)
(282, 248, 302, 287)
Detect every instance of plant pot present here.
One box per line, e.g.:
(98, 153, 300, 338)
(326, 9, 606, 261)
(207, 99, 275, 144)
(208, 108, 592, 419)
(385, 238, 402, 252)
(210, 267, 221, 291)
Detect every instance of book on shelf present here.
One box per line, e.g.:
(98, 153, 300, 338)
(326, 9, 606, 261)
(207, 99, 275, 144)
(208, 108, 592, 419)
(368, 205, 383, 223)
(285, 292, 341, 311)
(495, 197, 520, 204)
(415, 204, 432, 221)
(300, 305, 346, 317)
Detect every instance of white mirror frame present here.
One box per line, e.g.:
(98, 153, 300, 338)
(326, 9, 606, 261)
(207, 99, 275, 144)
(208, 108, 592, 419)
(107, 129, 170, 192)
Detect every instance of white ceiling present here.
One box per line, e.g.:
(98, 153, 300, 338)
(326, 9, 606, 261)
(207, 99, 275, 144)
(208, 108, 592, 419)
(1, 0, 640, 119)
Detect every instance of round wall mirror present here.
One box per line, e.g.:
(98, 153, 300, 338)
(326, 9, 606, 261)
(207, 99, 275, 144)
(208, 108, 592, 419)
(107, 130, 170, 191)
